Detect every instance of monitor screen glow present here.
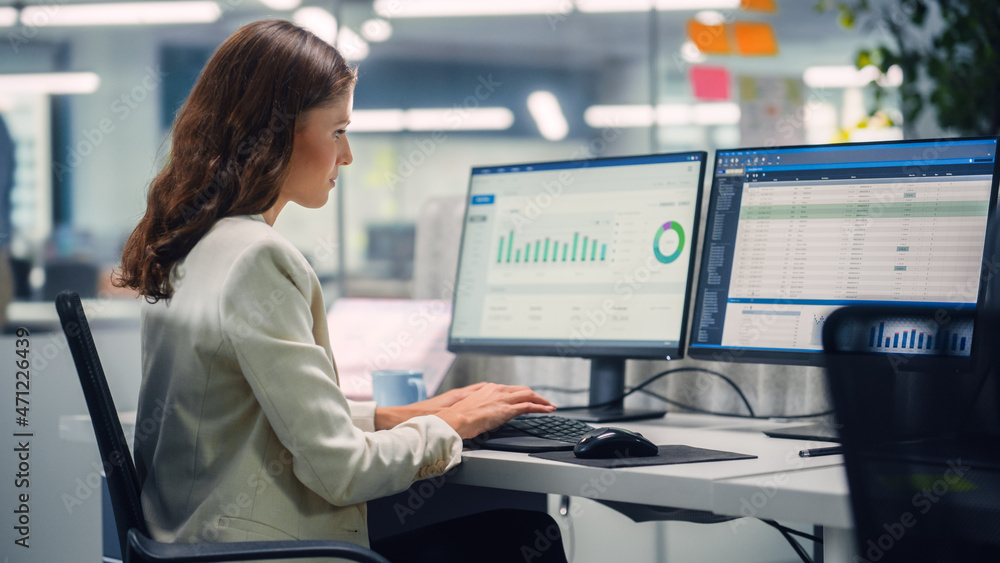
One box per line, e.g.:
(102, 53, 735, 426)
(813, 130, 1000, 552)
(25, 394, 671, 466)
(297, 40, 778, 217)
(448, 151, 707, 361)
(689, 137, 1000, 365)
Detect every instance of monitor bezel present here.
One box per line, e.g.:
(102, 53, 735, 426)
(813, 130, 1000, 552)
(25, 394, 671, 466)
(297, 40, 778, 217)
(446, 150, 708, 361)
(687, 136, 1000, 367)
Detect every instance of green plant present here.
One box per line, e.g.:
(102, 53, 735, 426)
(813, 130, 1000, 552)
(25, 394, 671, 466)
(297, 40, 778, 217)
(817, 0, 1000, 136)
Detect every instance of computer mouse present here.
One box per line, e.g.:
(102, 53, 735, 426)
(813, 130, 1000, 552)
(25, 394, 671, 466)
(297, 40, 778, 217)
(573, 427, 659, 459)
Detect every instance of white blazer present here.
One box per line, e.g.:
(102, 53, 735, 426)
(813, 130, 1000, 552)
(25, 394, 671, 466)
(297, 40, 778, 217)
(134, 214, 462, 557)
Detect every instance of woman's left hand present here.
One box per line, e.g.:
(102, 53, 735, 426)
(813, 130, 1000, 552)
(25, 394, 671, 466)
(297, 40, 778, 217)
(373, 382, 489, 430)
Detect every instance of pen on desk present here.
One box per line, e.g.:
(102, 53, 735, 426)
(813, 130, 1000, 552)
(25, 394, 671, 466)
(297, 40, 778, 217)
(798, 446, 843, 458)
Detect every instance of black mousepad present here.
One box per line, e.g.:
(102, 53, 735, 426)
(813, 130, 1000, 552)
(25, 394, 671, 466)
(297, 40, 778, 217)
(529, 445, 757, 468)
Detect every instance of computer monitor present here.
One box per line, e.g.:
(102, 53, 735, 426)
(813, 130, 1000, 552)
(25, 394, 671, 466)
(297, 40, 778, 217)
(689, 136, 1000, 367)
(448, 151, 707, 422)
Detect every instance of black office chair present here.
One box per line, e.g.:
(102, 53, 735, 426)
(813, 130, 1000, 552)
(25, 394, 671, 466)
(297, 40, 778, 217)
(822, 304, 1000, 563)
(55, 291, 390, 563)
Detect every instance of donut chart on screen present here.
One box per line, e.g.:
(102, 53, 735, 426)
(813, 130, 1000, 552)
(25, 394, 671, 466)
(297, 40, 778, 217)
(653, 221, 685, 264)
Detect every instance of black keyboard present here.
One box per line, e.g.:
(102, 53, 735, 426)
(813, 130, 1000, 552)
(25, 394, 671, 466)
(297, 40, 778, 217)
(500, 414, 596, 443)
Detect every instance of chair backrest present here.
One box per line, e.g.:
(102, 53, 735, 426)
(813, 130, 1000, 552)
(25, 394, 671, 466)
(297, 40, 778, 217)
(55, 291, 150, 557)
(822, 304, 1000, 562)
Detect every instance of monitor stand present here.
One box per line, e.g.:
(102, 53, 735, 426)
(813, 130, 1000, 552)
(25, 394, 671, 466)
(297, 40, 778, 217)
(557, 358, 667, 423)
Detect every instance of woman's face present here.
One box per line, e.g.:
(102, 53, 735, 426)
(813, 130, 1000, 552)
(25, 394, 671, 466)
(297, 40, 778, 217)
(278, 91, 354, 210)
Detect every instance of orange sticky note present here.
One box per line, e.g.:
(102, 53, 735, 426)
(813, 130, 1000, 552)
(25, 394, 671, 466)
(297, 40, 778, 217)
(734, 21, 778, 56)
(686, 21, 730, 55)
(741, 0, 777, 13)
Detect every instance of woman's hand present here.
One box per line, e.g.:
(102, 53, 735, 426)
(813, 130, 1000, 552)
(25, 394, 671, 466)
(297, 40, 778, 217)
(434, 383, 557, 439)
(373, 382, 490, 430)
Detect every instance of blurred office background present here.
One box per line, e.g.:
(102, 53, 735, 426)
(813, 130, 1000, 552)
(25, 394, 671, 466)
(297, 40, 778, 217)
(1, 1, 996, 561)
(0, 0, 932, 311)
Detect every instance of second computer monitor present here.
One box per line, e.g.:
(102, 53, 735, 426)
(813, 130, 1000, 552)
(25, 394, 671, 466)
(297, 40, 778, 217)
(448, 151, 707, 420)
(689, 137, 1000, 365)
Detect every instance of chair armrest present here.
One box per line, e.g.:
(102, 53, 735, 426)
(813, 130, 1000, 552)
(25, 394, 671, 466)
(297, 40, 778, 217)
(127, 528, 391, 563)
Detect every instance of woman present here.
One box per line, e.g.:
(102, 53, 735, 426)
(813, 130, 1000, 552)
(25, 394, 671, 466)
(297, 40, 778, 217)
(115, 19, 565, 562)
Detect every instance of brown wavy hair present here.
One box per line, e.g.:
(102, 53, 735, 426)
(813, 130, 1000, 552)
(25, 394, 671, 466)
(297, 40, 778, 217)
(115, 19, 356, 302)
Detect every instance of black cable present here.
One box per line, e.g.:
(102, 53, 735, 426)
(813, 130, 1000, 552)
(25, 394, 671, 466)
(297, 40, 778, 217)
(555, 366, 756, 416)
(554, 366, 834, 420)
(761, 519, 823, 543)
(636, 389, 759, 419)
(761, 520, 813, 563)
(627, 366, 757, 417)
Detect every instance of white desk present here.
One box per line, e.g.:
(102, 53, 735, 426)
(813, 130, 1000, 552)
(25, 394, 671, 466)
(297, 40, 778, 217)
(449, 414, 854, 560)
(63, 411, 854, 560)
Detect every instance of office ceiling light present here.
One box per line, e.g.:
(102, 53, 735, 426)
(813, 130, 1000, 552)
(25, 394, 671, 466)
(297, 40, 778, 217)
(577, 0, 740, 12)
(259, 0, 301, 10)
(803, 65, 903, 88)
(0, 72, 100, 94)
(694, 10, 726, 25)
(0, 7, 17, 27)
(349, 108, 515, 132)
(584, 105, 655, 128)
(693, 102, 740, 125)
(21, 1, 221, 26)
(337, 27, 369, 61)
(405, 108, 514, 130)
(361, 18, 392, 42)
(527, 91, 569, 141)
(585, 103, 740, 127)
(350, 110, 406, 132)
(374, 0, 571, 18)
(293, 7, 337, 44)
(680, 40, 706, 64)
(657, 104, 694, 125)
(576, 0, 653, 11)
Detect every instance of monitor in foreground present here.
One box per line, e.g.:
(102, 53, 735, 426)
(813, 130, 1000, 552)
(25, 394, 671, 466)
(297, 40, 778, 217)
(689, 137, 1000, 366)
(448, 151, 707, 421)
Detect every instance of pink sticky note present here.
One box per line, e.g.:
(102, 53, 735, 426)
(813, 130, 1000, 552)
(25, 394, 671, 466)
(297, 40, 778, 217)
(690, 66, 731, 101)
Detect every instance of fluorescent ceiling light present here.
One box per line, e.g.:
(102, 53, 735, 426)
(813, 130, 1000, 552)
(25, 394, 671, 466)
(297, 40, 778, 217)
(585, 103, 740, 128)
(584, 105, 654, 128)
(337, 27, 369, 61)
(527, 91, 568, 141)
(374, 0, 571, 18)
(577, 0, 740, 12)
(21, 2, 221, 26)
(0, 72, 101, 94)
(350, 108, 515, 132)
(350, 110, 406, 132)
(694, 10, 726, 25)
(576, 0, 653, 12)
(406, 108, 514, 130)
(693, 102, 740, 125)
(259, 0, 301, 10)
(803, 65, 903, 88)
(680, 41, 706, 64)
(0, 7, 17, 27)
(361, 18, 393, 42)
(293, 7, 337, 44)
(657, 104, 694, 125)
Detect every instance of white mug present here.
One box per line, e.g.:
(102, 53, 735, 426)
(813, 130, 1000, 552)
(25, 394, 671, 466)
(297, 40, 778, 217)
(372, 369, 427, 406)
